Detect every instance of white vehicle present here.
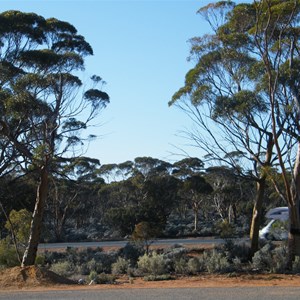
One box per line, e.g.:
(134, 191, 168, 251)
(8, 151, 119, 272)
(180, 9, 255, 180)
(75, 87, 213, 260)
(259, 207, 289, 240)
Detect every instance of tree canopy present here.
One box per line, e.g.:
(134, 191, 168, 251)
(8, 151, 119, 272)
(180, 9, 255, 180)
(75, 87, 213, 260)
(170, 0, 300, 261)
(0, 10, 109, 266)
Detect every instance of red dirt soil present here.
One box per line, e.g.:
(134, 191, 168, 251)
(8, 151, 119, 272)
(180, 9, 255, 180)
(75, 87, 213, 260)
(0, 266, 300, 291)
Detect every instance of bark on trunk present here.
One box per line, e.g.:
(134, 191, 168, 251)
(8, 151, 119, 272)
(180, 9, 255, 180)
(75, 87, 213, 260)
(249, 178, 266, 258)
(287, 203, 300, 268)
(288, 143, 300, 266)
(193, 208, 199, 232)
(21, 166, 48, 266)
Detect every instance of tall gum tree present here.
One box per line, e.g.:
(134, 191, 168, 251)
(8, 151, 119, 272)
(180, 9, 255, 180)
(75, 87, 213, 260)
(250, 0, 300, 264)
(170, 1, 280, 256)
(171, 0, 300, 263)
(0, 11, 109, 266)
(218, 0, 300, 265)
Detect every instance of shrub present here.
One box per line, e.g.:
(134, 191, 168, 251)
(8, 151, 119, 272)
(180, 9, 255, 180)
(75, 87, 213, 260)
(143, 274, 173, 281)
(88, 270, 99, 283)
(50, 261, 77, 277)
(0, 239, 20, 268)
(216, 220, 236, 238)
(162, 245, 188, 274)
(35, 255, 45, 267)
(97, 273, 116, 284)
(78, 263, 90, 275)
(200, 250, 230, 273)
(163, 245, 187, 260)
(251, 243, 274, 272)
(137, 252, 166, 276)
(5, 209, 31, 247)
(86, 258, 104, 274)
(131, 222, 157, 254)
(220, 239, 250, 263)
(111, 257, 130, 275)
(292, 256, 300, 273)
(174, 258, 188, 275)
(187, 257, 201, 274)
(232, 257, 242, 271)
(118, 242, 144, 265)
(271, 245, 288, 273)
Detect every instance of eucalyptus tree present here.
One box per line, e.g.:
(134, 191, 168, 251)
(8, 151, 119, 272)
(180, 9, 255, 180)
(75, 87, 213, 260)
(180, 174, 213, 231)
(0, 11, 109, 265)
(172, 157, 205, 178)
(100, 157, 180, 236)
(206, 166, 254, 225)
(133, 156, 173, 178)
(45, 157, 104, 241)
(171, 157, 207, 225)
(169, 1, 285, 256)
(99, 161, 134, 183)
(216, 0, 300, 265)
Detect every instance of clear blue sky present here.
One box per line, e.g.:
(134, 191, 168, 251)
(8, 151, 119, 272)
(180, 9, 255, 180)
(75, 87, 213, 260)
(2, 0, 214, 165)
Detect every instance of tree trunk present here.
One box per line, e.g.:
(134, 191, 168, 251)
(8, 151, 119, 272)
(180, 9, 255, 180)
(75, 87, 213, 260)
(249, 177, 266, 258)
(193, 206, 199, 232)
(288, 142, 300, 267)
(21, 166, 48, 266)
(288, 205, 300, 268)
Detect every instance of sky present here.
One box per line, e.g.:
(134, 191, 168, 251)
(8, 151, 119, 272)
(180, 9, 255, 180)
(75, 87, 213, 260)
(1, 0, 214, 165)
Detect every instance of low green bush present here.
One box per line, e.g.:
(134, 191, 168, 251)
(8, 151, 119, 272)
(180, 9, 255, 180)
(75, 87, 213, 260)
(199, 250, 230, 273)
(0, 239, 20, 268)
(220, 239, 250, 263)
(292, 256, 300, 273)
(50, 261, 77, 277)
(97, 273, 116, 284)
(118, 242, 144, 265)
(143, 274, 173, 281)
(272, 245, 288, 273)
(174, 257, 188, 275)
(137, 252, 166, 276)
(88, 270, 99, 283)
(111, 257, 130, 275)
(187, 257, 202, 274)
(35, 254, 45, 267)
(251, 243, 274, 272)
(216, 220, 236, 238)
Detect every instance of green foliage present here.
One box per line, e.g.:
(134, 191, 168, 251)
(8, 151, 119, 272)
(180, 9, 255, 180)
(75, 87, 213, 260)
(220, 239, 250, 263)
(143, 274, 173, 281)
(251, 243, 274, 272)
(0, 239, 20, 268)
(45, 247, 116, 276)
(88, 270, 99, 283)
(118, 242, 144, 264)
(0, 9, 110, 266)
(200, 250, 230, 274)
(213, 91, 266, 120)
(187, 257, 202, 274)
(174, 257, 189, 275)
(88, 271, 117, 285)
(131, 222, 157, 254)
(5, 209, 31, 249)
(132, 222, 156, 242)
(216, 220, 236, 238)
(35, 254, 45, 266)
(86, 258, 103, 274)
(111, 257, 130, 275)
(252, 243, 289, 273)
(292, 256, 300, 273)
(137, 252, 166, 276)
(50, 261, 77, 277)
(97, 273, 116, 284)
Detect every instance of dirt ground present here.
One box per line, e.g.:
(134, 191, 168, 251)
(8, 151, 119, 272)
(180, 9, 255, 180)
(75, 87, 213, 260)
(0, 266, 300, 292)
